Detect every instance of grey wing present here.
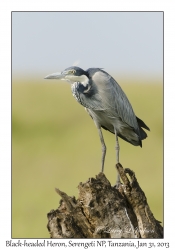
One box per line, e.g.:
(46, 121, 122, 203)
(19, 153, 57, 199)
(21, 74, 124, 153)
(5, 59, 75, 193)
(82, 69, 139, 133)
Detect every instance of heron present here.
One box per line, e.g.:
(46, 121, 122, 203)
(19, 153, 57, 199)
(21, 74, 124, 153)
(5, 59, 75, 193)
(45, 66, 150, 174)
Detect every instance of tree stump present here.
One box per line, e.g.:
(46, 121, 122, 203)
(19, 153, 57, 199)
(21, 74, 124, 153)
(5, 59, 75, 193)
(47, 163, 163, 238)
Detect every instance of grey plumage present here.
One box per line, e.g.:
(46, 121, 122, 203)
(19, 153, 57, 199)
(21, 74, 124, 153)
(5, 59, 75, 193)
(45, 66, 150, 173)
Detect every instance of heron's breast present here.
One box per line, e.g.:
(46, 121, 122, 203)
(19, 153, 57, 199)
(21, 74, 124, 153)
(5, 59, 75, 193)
(71, 82, 92, 108)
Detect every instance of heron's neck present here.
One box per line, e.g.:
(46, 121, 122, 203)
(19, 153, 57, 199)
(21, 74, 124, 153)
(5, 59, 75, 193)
(76, 74, 89, 87)
(66, 74, 89, 86)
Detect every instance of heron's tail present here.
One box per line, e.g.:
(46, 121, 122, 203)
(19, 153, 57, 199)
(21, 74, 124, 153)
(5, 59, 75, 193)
(136, 117, 150, 140)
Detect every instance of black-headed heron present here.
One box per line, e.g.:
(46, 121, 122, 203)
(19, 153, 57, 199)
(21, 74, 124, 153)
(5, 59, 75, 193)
(45, 66, 150, 175)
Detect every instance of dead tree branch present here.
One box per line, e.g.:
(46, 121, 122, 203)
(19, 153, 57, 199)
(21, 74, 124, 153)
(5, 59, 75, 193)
(47, 163, 163, 238)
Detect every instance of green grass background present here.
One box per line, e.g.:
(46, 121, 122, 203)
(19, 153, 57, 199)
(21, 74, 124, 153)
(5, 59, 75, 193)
(12, 76, 163, 238)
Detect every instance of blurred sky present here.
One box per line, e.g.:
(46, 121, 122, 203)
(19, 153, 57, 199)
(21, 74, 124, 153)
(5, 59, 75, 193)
(12, 12, 163, 79)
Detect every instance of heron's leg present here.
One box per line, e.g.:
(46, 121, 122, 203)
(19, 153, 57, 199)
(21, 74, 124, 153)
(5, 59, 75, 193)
(115, 130, 120, 163)
(115, 129, 121, 185)
(97, 128, 106, 172)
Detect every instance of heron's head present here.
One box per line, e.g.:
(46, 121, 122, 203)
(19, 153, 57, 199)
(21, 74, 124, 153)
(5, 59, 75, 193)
(44, 66, 89, 85)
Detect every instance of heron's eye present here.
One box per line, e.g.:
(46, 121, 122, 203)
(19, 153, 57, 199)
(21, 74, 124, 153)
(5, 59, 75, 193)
(69, 70, 76, 74)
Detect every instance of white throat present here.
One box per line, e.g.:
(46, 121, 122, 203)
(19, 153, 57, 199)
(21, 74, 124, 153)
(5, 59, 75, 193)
(65, 74, 89, 86)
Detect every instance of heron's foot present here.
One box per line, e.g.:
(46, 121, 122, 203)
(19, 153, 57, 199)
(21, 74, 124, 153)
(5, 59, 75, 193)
(115, 174, 122, 188)
(114, 163, 122, 188)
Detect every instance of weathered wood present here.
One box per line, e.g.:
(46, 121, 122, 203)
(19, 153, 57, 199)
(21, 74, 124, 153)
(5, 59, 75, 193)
(47, 163, 163, 238)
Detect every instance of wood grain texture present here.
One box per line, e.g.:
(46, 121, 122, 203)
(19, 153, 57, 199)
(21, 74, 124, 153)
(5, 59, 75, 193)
(47, 164, 163, 238)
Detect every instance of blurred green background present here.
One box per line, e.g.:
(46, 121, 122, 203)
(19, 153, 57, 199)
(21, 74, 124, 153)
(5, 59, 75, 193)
(12, 76, 163, 238)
